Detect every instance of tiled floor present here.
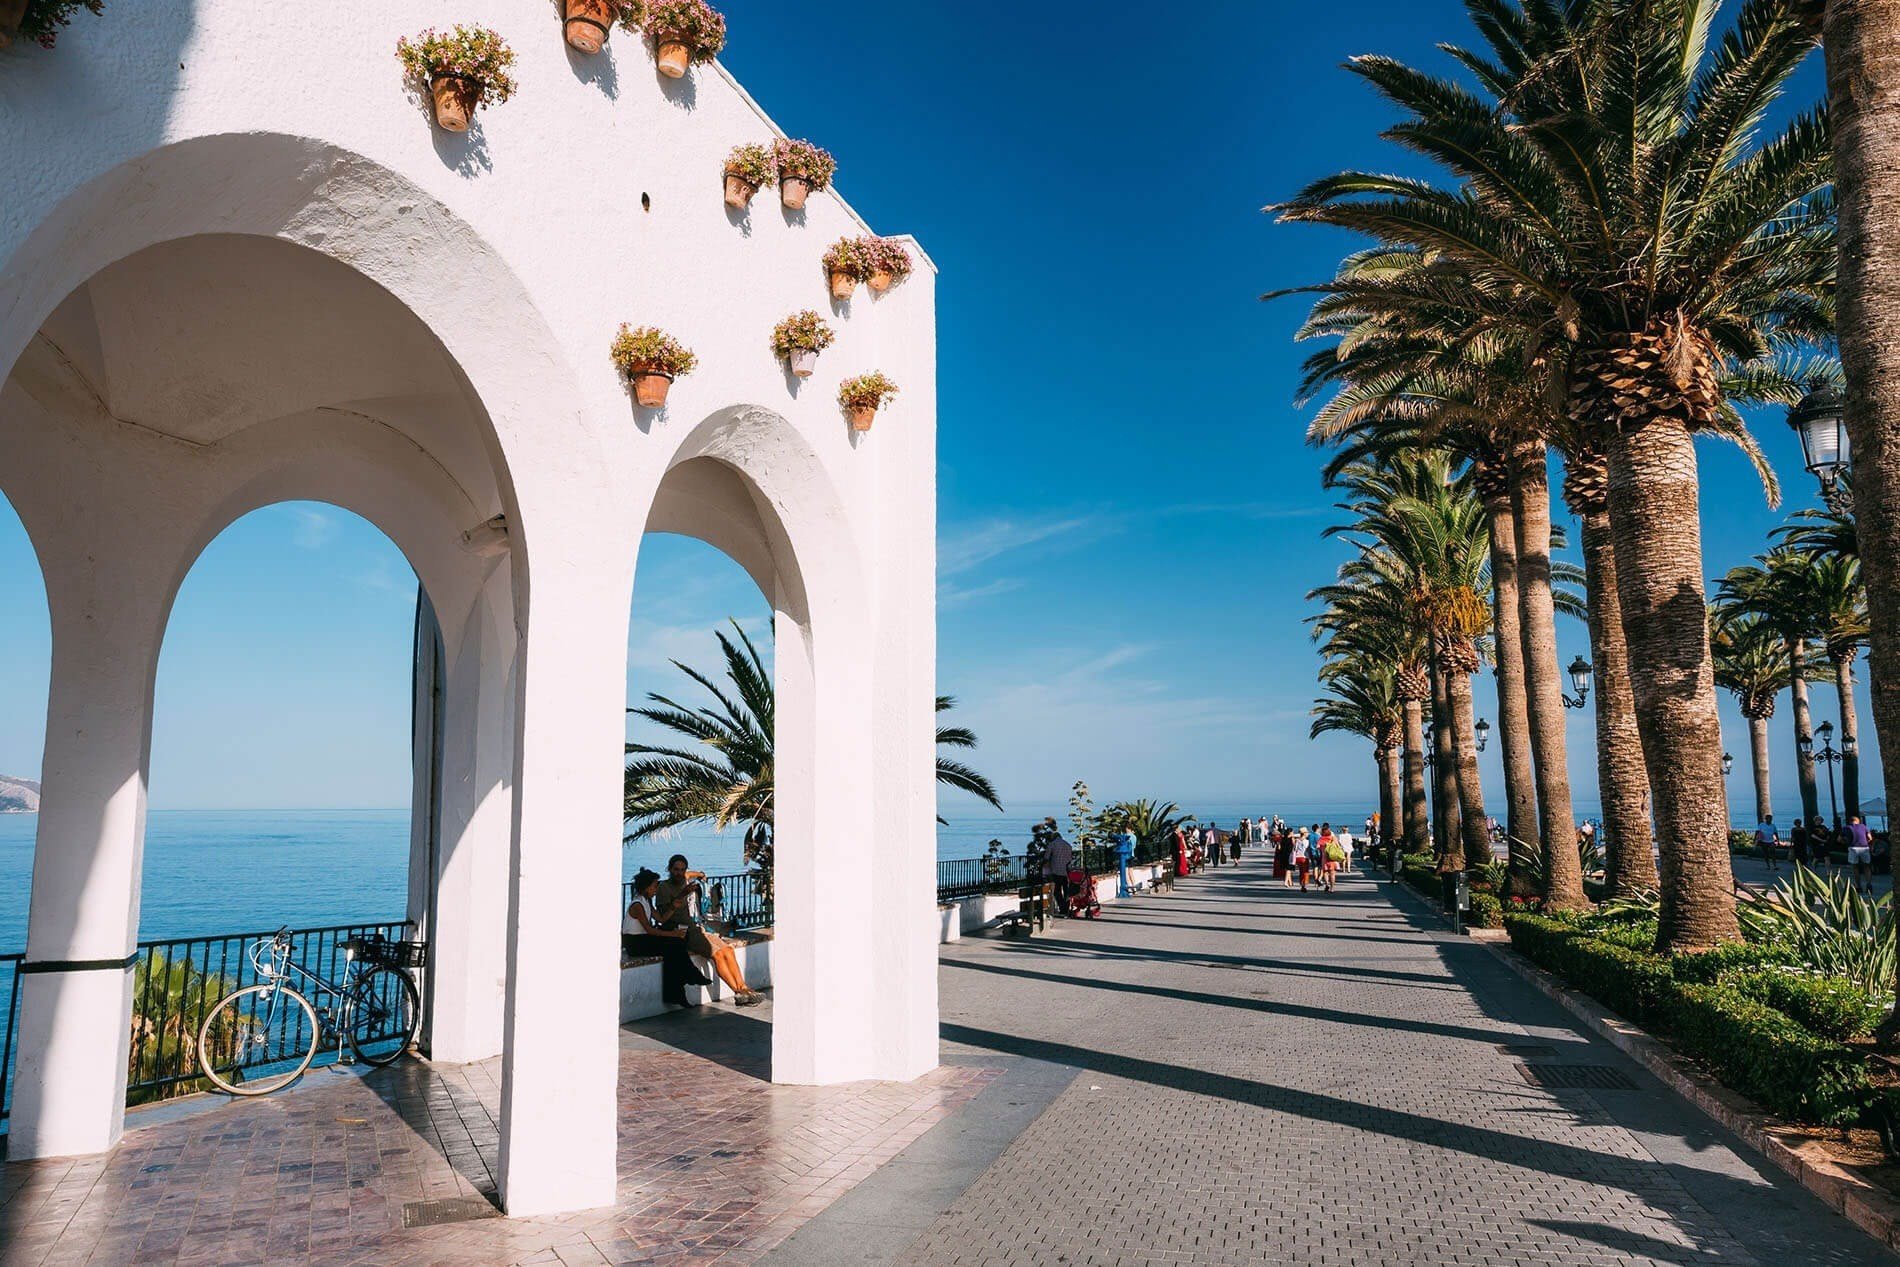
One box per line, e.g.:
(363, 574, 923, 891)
(0, 1013, 996, 1266)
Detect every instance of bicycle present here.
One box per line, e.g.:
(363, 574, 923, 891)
(195, 927, 424, 1096)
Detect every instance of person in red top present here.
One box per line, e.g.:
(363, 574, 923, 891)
(1172, 824, 1191, 880)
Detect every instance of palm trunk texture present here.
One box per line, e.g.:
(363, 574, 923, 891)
(1431, 665, 1461, 866)
(1750, 714, 1773, 825)
(1449, 667, 1492, 871)
(1837, 656, 1862, 818)
(1790, 639, 1821, 824)
(1382, 748, 1403, 857)
(1402, 698, 1429, 856)
(1483, 477, 1542, 896)
(1581, 507, 1658, 893)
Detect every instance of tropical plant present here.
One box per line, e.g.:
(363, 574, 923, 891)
(396, 26, 519, 105)
(643, 0, 726, 61)
(1103, 799, 1193, 860)
(14, 0, 102, 48)
(1711, 608, 1804, 824)
(935, 695, 1003, 813)
(1311, 657, 1403, 843)
(838, 372, 899, 410)
(822, 237, 874, 281)
(610, 325, 698, 379)
(769, 311, 835, 358)
(775, 139, 838, 190)
(724, 142, 777, 189)
(127, 954, 234, 1105)
(981, 839, 1013, 887)
(1719, 552, 1831, 825)
(1738, 865, 1897, 998)
(1068, 781, 1099, 866)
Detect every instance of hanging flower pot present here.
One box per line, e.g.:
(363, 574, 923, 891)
(644, 0, 726, 78)
(774, 138, 837, 211)
(822, 239, 871, 302)
(610, 325, 698, 408)
(865, 238, 914, 294)
(723, 142, 776, 211)
(838, 372, 899, 433)
(564, 0, 641, 54)
(771, 311, 835, 380)
(398, 27, 518, 134)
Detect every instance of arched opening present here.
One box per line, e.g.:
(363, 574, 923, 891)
(0, 488, 52, 1124)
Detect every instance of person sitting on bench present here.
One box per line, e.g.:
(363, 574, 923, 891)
(623, 867, 712, 1008)
(655, 854, 764, 1007)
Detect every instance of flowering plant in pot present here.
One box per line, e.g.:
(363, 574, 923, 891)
(561, 0, 643, 55)
(398, 27, 518, 133)
(837, 372, 899, 432)
(3, 0, 102, 49)
(865, 238, 914, 294)
(773, 139, 837, 211)
(643, 0, 725, 78)
(821, 239, 872, 301)
(770, 311, 835, 379)
(722, 143, 776, 210)
(610, 325, 698, 407)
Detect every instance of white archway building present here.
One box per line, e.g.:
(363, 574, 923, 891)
(0, 3, 938, 1216)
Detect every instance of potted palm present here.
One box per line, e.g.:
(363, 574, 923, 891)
(774, 139, 837, 211)
(770, 311, 836, 379)
(837, 372, 898, 432)
(562, 0, 643, 55)
(866, 238, 914, 294)
(643, 0, 725, 78)
(822, 239, 871, 301)
(610, 325, 698, 407)
(723, 143, 776, 211)
(397, 27, 519, 133)
(2, 0, 102, 49)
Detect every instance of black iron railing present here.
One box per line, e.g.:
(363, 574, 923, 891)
(622, 869, 772, 932)
(0, 952, 20, 1128)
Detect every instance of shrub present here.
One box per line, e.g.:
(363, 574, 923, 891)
(838, 372, 899, 410)
(1665, 982, 1869, 1124)
(644, 0, 726, 62)
(1669, 940, 1802, 984)
(609, 325, 697, 378)
(1737, 865, 1896, 992)
(1729, 969, 1885, 1042)
(1729, 829, 1756, 855)
(775, 139, 838, 190)
(724, 143, 777, 189)
(1584, 920, 1660, 954)
(866, 237, 914, 280)
(1468, 891, 1504, 929)
(822, 238, 874, 280)
(18, 0, 102, 48)
(770, 311, 835, 358)
(398, 26, 519, 106)
(1504, 913, 1676, 1026)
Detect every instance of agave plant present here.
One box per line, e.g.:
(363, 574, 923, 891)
(1738, 865, 1897, 997)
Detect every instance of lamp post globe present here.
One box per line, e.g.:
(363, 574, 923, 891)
(1722, 752, 1734, 777)
(1788, 379, 1851, 510)
(1561, 655, 1594, 709)
(1475, 718, 1490, 753)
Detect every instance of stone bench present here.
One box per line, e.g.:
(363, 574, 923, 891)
(619, 928, 774, 1023)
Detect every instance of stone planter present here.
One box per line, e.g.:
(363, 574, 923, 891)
(846, 404, 878, 432)
(563, 0, 615, 54)
(937, 904, 960, 944)
(781, 175, 813, 210)
(430, 76, 482, 133)
(829, 270, 857, 302)
(0, 0, 26, 48)
(630, 371, 673, 407)
(655, 36, 691, 77)
(788, 349, 818, 379)
(868, 270, 894, 294)
(723, 173, 759, 210)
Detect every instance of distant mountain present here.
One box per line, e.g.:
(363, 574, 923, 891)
(0, 776, 40, 813)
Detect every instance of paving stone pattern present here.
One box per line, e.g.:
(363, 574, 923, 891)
(897, 854, 1896, 1267)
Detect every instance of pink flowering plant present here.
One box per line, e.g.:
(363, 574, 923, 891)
(822, 238, 874, 281)
(610, 325, 698, 378)
(770, 311, 836, 359)
(397, 26, 519, 106)
(724, 143, 778, 189)
(644, 0, 726, 62)
(866, 238, 914, 280)
(838, 372, 899, 410)
(593, 0, 648, 33)
(774, 139, 838, 190)
(17, 0, 104, 48)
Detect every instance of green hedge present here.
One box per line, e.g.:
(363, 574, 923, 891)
(1666, 983, 1869, 1124)
(1729, 970, 1883, 1042)
(1669, 940, 1803, 984)
(1469, 891, 1504, 929)
(1504, 914, 1676, 1026)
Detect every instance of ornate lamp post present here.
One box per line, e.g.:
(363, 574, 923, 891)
(1474, 718, 1490, 753)
(1801, 720, 1845, 829)
(1721, 751, 1734, 777)
(1560, 655, 1593, 709)
(1788, 379, 1852, 514)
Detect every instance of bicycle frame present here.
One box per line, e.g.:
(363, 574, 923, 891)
(248, 933, 390, 1059)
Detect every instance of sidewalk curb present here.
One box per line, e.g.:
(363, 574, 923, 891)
(1482, 940, 1900, 1254)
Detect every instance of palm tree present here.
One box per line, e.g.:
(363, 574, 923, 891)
(1312, 660, 1404, 841)
(624, 622, 1000, 842)
(1104, 798, 1194, 861)
(1806, 555, 1869, 818)
(1711, 607, 1802, 824)
(1719, 554, 1825, 825)
(1276, 0, 1832, 950)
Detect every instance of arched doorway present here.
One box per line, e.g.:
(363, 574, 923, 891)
(0, 489, 51, 1128)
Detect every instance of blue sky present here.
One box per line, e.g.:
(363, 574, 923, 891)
(0, 0, 1869, 819)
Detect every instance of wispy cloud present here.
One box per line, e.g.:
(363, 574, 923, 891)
(289, 508, 337, 550)
(939, 576, 1025, 608)
(938, 513, 1107, 577)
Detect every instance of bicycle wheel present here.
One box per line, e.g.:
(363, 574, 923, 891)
(345, 966, 420, 1067)
(197, 983, 320, 1096)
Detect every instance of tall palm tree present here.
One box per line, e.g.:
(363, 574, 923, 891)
(1719, 554, 1826, 825)
(1311, 665, 1404, 840)
(1711, 608, 1800, 825)
(1276, 0, 1833, 950)
(935, 695, 1005, 815)
(1806, 555, 1869, 818)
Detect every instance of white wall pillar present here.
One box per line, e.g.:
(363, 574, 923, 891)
(495, 553, 628, 1216)
(8, 570, 165, 1159)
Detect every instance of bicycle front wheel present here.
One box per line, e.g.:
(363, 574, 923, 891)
(345, 967, 420, 1067)
(197, 983, 320, 1096)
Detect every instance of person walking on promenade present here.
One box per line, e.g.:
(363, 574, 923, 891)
(1295, 832, 1314, 891)
(1336, 824, 1354, 875)
(1041, 819, 1075, 916)
(1115, 825, 1137, 899)
(1275, 827, 1294, 886)
(1320, 831, 1343, 892)
(1172, 823, 1191, 880)
(1846, 815, 1876, 895)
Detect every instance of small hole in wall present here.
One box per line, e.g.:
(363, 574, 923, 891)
(641, 193, 651, 212)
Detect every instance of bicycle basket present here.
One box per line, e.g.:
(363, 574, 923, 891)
(363, 936, 428, 969)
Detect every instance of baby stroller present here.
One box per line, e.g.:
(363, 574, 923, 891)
(1066, 867, 1102, 919)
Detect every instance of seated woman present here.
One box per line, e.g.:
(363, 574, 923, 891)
(623, 867, 713, 1008)
(654, 854, 764, 1007)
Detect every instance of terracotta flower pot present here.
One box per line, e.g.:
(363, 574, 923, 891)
(789, 349, 818, 379)
(430, 76, 482, 133)
(781, 176, 813, 211)
(631, 371, 674, 408)
(564, 0, 615, 53)
(724, 173, 759, 210)
(655, 37, 690, 77)
(868, 271, 894, 294)
(847, 404, 878, 433)
(0, 0, 26, 48)
(829, 271, 857, 301)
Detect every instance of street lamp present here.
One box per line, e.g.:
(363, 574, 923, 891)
(1561, 655, 1593, 709)
(1810, 719, 1844, 828)
(1788, 378, 1853, 514)
(1475, 718, 1491, 753)
(1722, 752, 1734, 777)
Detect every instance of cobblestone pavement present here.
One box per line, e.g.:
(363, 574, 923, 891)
(898, 854, 1895, 1267)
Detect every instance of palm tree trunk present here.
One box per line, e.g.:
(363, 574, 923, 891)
(1837, 655, 1862, 819)
(1581, 507, 1657, 894)
(1431, 663, 1461, 866)
(1603, 417, 1739, 950)
(1790, 638, 1822, 825)
(1749, 712, 1773, 824)
(1510, 440, 1585, 908)
(1381, 747, 1403, 858)
(1402, 698, 1429, 856)
(1449, 667, 1492, 871)
(1822, 0, 1900, 1039)
(1483, 477, 1541, 896)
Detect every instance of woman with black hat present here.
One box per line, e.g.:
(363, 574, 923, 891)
(624, 867, 713, 1008)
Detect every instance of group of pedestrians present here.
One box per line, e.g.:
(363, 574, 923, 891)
(1752, 811, 1879, 895)
(1268, 820, 1352, 893)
